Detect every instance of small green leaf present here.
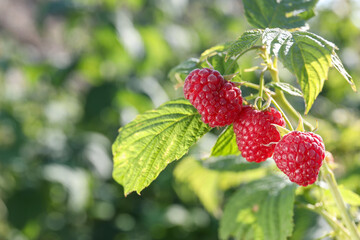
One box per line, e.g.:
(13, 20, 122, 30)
(263, 29, 336, 113)
(323, 185, 360, 207)
(211, 125, 240, 157)
(219, 176, 297, 240)
(201, 53, 239, 75)
(267, 82, 303, 97)
(200, 156, 260, 172)
(226, 30, 263, 61)
(271, 124, 291, 137)
(112, 99, 211, 195)
(339, 186, 360, 206)
(242, 0, 318, 29)
(295, 115, 305, 132)
(168, 58, 199, 84)
(200, 43, 232, 61)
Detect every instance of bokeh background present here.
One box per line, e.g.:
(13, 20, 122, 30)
(1, 0, 360, 239)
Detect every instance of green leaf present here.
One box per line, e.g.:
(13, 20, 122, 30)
(323, 185, 360, 207)
(112, 99, 211, 195)
(199, 43, 239, 75)
(331, 53, 356, 91)
(339, 186, 360, 206)
(211, 125, 240, 157)
(201, 53, 239, 75)
(267, 82, 303, 97)
(242, 0, 318, 29)
(263, 29, 335, 113)
(200, 43, 231, 61)
(226, 30, 263, 61)
(168, 58, 199, 84)
(219, 176, 297, 240)
(174, 157, 267, 216)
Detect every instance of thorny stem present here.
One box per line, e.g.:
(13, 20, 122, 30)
(321, 161, 360, 240)
(298, 203, 350, 239)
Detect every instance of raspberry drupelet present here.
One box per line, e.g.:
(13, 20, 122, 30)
(184, 68, 243, 127)
(233, 106, 286, 163)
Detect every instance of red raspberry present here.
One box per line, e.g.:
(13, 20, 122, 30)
(233, 106, 286, 162)
(183, 68, 243, 127)
(273, 131, 325, 186)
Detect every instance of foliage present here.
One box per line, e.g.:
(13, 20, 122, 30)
(1, 0, 360, 240)
(112, 99, 210, 195)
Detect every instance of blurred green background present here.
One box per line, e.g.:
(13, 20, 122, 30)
(0, 0, 360, 239)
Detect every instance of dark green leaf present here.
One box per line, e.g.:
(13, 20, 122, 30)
(226, 30, 263, 61)
(112, 99, 211, 195)
(219, 176, 297, 240)
(168, 58, 199, 84)
(211, 126, 240, 157)
(267, 82, 303, 97)
(242, 0, 318, 29)
(263, 29, 335, 113)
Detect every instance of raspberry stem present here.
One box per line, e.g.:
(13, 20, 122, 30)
(257, 67, 267, 110)
(267, 57, 314, 131)
(321, 161, 360, 240)
(298, 203, 350, 238)
(269, 96, 294, 131)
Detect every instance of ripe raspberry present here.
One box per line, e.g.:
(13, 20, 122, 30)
(233, 106, 286, 163)
(183, 68, 243, 127)
(273, 131, 325, 186)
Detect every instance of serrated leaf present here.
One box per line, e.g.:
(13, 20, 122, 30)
(226, 30, 263, 61)
(168, 58, 199, 84)
(211, 125, 240, 157)
(267, 82, 303, 97)
(219, 176, 297, 240)
(112, 99, 211, 195)
(242, 0, 318, 29)
(174, 157, 267, 216)
(331, 53, 356, 91)
(263, 29, 335, 113)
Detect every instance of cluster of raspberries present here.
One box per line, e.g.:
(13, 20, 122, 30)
(184, 68, 325, 186)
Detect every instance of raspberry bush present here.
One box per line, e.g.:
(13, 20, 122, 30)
(112, 0, 360, 239)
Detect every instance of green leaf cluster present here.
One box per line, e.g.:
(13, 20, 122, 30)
(220, 176, 297, 240)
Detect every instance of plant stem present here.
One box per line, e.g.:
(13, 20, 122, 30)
(298, 203, 350, 239)
(270, 97, 294, 131)
(321, 161, 360, 240)
(257, 68, 266, 110)
(267, 58, 314, 131)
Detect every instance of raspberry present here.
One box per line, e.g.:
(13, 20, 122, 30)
(233, 106, 286, 163)
(184, 68, 243, 127)
(273, 131, 325, 186)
